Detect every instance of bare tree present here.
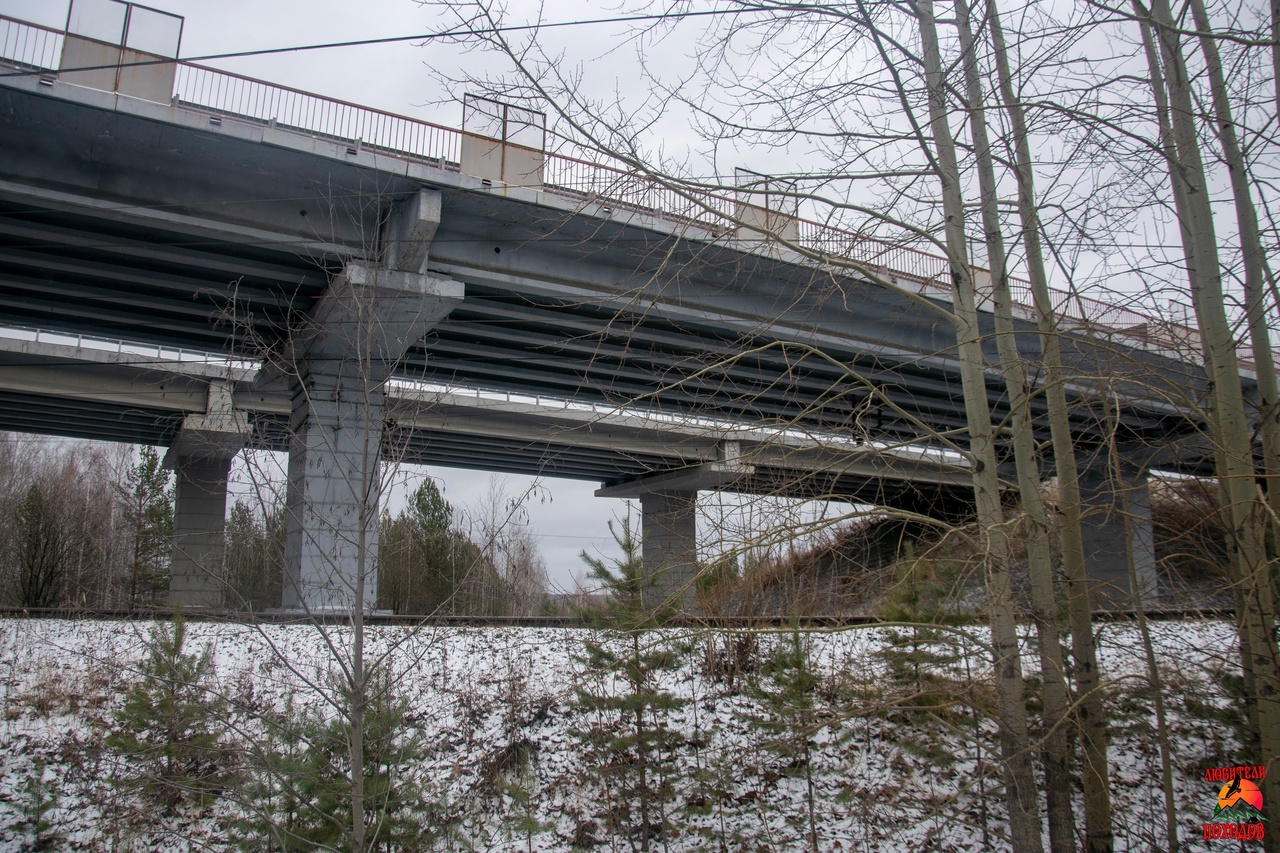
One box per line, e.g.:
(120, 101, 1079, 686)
(0, 436, 131, 610)
(1130, 0, 1280, 841)
(415, 2, 1279, 850)
(462, 475, 550, 617)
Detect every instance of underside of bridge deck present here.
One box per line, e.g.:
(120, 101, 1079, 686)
(0, 71, 1230, 612)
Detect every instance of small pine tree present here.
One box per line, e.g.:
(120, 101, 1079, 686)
(121, 445, 173, 606)
(573, 514, 688, 851)
(106, 613, 228, 810)
(230, 668, 430, 851)
(875, 554, 967, 707)
(17, 760, 64, 851)
(740, 630, 826, 852)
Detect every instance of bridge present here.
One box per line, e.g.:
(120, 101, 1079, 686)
(0, 7, 1223, 611)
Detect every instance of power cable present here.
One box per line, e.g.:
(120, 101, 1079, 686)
(1, 7, 767, 78)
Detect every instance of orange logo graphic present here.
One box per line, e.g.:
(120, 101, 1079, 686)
(1218, 778, 1264, 815)
(1205, 766, 1266, 842)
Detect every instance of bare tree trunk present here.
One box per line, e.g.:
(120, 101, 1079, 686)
(1187, 0, 1280, 547)
(634, 633, 652, 853)
(1273, 0, 1280, 119)
(953, 4, 1075, 850)
(1101, 390, 1179, 853)
(913, 3, 1043, 849)
(1136, 2, 1270, 803)
(986, 5, 1116, 849)
(350, 569, 367, 851)
(1140, 1, 1280, 845)
(348, 309, 375, 853)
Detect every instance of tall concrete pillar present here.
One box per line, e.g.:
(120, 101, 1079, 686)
(596, 450, 753, 612)
(170, 453, 235, 607)
(1079, 465, 1159, 610)
(639, 490, 698, 609)
(282, 364, 386, 612)
(276, 191, 462, 612)
(165, 382, 248, 608)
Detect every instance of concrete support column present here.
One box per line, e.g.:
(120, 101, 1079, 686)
(639, 490, 698, 609)
(1079, 465, 1159, 610)
(170, 453, 235, 607)
(597, 449, 752, 614)
(271, 198, 463, 612)
(165, 381, 247, 608)
(282, 366, 385, 612)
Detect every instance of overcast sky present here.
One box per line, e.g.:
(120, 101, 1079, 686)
(0, 0, 853, 591)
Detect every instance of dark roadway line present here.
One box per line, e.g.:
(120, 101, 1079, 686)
(0, 606, 1237, 628)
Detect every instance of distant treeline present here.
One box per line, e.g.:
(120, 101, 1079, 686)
(0, 434, 549, 616)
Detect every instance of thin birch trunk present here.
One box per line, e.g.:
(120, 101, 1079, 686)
(953, 4, 1075, 850)
(1187, 0, 1280, 548)
(351, 562, 367, 851)
(913, 3, 1042, 849)
(1141, 1, 1280, 845)
(349, 322, 374, 852)
(1102, 390, 1179, 853)
(1273, 0, 1280, 119)
(987, 4, 1115, 849)
(1135, 9, 1267, 797)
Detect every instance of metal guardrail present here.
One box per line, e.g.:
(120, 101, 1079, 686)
(0, 13, 1231, 368)
(172, 61, 463, 170)
(6, 325, 258, 370)
(0, 13, 60, 71)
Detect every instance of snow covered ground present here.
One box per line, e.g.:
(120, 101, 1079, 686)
(0, 617, 1249, 850)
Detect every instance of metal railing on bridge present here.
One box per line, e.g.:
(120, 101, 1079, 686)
(0, 12, 1222, 369)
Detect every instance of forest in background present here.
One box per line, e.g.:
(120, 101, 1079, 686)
(0, 434, 548, 617)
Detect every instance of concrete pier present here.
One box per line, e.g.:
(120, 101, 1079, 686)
(165, 382, 247, 607)
(1079, 465, 1159, 609)
(279, 192, 463, 612)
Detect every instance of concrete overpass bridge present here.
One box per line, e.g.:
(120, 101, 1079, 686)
(0, 8, 1225, 610)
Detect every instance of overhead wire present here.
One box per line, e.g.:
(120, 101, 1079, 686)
(0, 7, 768, 78)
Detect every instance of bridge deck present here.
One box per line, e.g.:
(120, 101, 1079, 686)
(0, 13, 1225, 480)
(0, 13, 1213, 360)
